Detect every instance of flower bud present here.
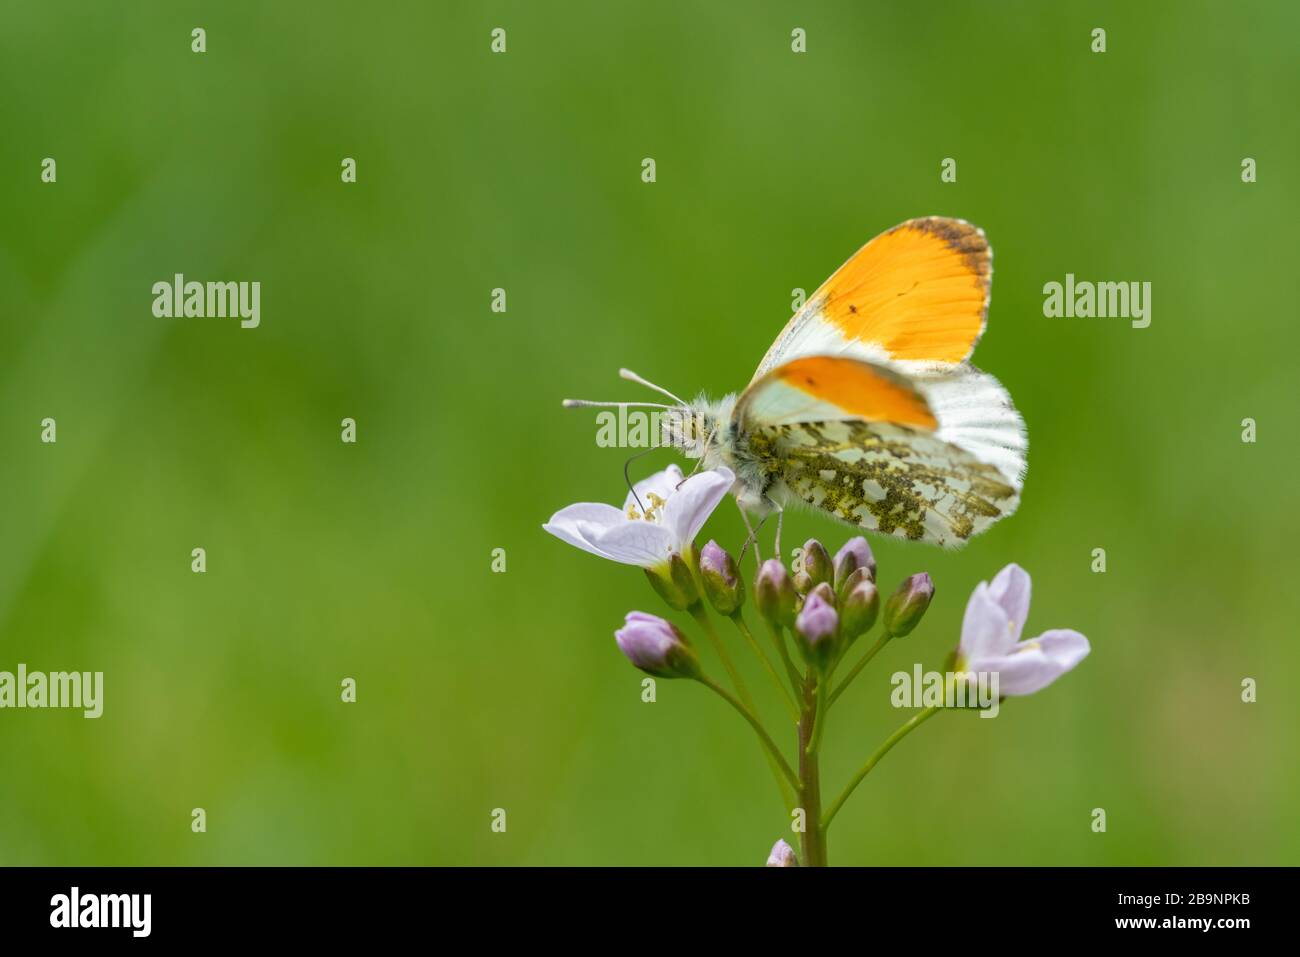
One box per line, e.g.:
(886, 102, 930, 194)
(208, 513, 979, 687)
(794, 539, 832, 593)
(645, 551, 699, 611)
(807, 581, 837, 609)
(794, 589, 839, 669)
(765, 839, 798, 867)
(614, 612, 700, 679)
(833, 536, 876, 590)
(839, 565, 871, 595)
(699, 539, 744, 615)
(839, 573, 880, 640)
(882, 573, 935, 637)
(755, 559, 797, 627)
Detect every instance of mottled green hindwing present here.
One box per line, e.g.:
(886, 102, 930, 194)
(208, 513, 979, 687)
(747, 420, 1019, 547)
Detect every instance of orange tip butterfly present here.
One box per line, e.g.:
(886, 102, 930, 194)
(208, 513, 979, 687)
(565, 217, 1026, 550)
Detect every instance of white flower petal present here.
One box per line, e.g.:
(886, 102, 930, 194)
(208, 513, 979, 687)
(660, 467, 735, 547)
(545, 502, 626, 532)
(542, 503, 626, 559)
(987, 563, 1032, 644)
(959, 584, 1015, 659)
(976, 629, 1090, 696)
(590, 520, 677, 567)
(623, 465, 685, 514)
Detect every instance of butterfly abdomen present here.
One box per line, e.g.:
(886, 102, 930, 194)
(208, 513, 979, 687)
(724, 421, 784, 510)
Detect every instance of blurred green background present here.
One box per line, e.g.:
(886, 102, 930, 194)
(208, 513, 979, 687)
(2, 0, 1297, 866)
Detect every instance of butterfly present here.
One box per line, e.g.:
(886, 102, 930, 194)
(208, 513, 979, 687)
(565, 217, 1026, 551)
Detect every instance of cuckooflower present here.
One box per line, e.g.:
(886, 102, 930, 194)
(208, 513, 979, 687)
(956, 564, 1090, 695)
(883, 573, 935, 637)
(699, 539, 744, 615)
(614, 612, 700, 679)
(765, 839, 798, 867)
(833, 536, 876, 589)
(839, 573, 880, 640)
(795, 538, 832, 592)
(755, 559, 798, 627)
(543, 465, 735, 570)
(795, 588, 840, 669)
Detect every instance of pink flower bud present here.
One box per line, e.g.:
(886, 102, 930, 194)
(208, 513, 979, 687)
(833, 536, 876, 590)
(795, 539, 832, 592)
(883, 573, 935, 637)
(614, 612, 700, 679)
(699, 539, 744, 615)
(765, 839, 798, 867)
(795, 589, 840, 669)
(755, 559, 797, 627)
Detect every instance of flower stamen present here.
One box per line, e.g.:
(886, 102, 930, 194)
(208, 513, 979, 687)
(643, 492, 667, 522)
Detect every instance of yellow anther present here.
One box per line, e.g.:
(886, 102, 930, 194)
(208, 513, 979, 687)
(643, 491, 667, 521)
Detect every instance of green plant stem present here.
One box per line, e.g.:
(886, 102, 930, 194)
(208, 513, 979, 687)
(765, 620, 804, 693)
(730, 612, 799, 723)
(797, 670, 827, 866)
(689, 604, 750, 703)
(806, 677, 829, 756)
(691, 605, 790, 806)
(695, 674, 800, 792)
(822, 704, 942, 831)
(828, 630, 892, 708)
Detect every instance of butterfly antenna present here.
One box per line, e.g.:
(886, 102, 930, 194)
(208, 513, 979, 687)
(622, 444, 663, 513)
(619, 368, 687, 406)
(561, 399, 671, 410)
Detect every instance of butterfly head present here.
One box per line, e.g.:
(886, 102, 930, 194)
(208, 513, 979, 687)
(660, 396, 733, 463)
(561, 368, 734, 467)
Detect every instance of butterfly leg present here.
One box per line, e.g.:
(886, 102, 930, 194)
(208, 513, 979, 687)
(674, 458, 706, 485)
(769, 499, 785, 563)
(736, 500, 769, 566)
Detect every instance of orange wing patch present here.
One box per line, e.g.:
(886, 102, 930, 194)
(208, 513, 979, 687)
(770, 356, 937, 430)
(812, 217, 990, 364)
